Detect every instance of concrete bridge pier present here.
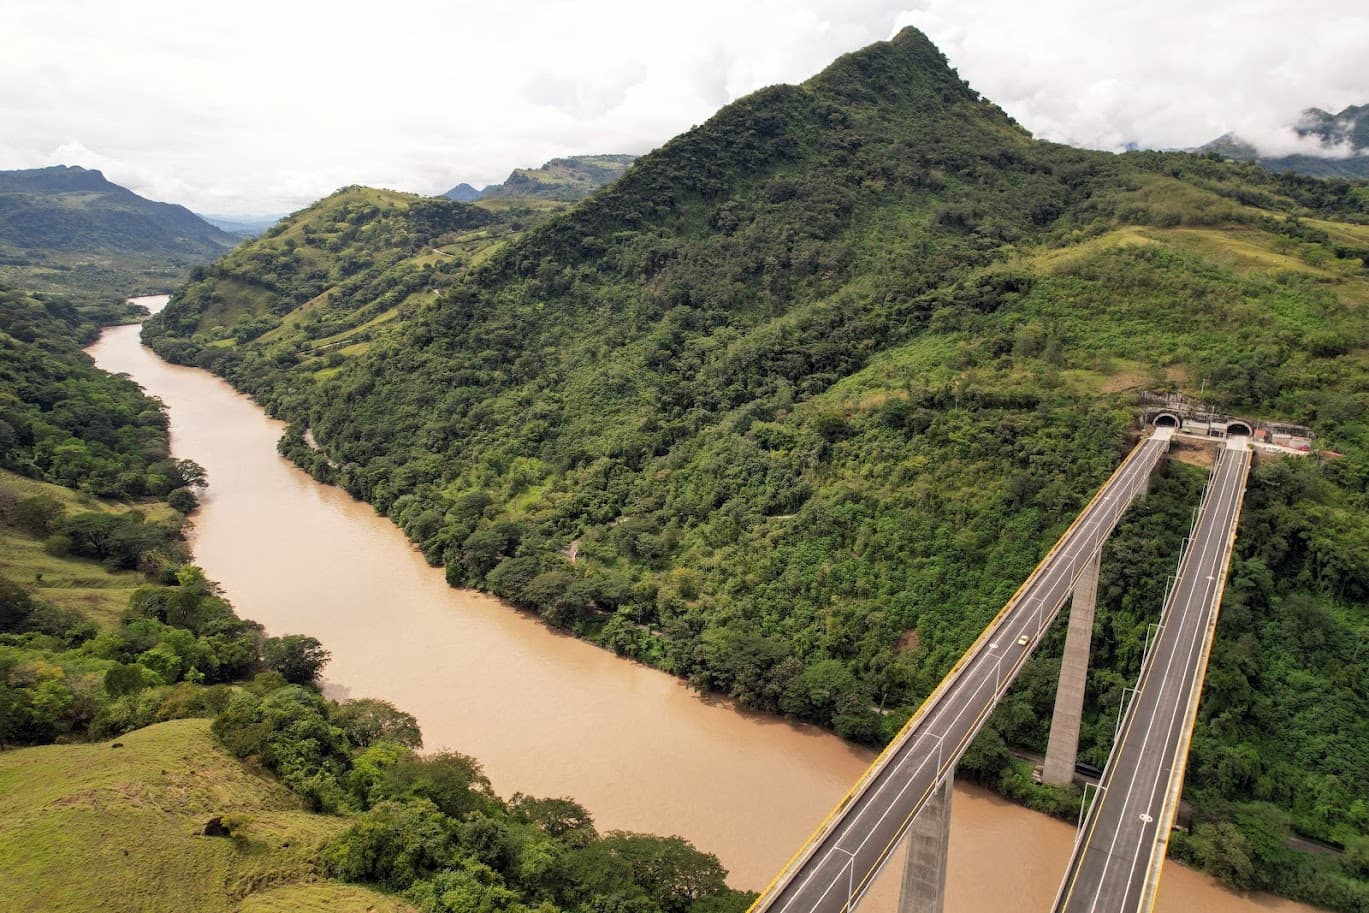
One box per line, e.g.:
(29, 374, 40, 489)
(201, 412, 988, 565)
(1042, 547, 1102, 786)
(897, 774, 953, 913)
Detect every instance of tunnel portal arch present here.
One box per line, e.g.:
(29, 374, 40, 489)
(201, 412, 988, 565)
(1227, 421, 1253, 437)
(1153, 412, 1182, 429)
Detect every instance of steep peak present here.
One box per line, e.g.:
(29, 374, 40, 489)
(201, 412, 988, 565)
(444, 182, 482, 202)
(805, 25, 983, 114)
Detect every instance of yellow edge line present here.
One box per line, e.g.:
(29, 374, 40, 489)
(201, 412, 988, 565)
(1137, 449, 1250, 913)
(1055, 446, 1216, 913)
(840, 600, 1054, 909)
(747, 434, 1163, 913)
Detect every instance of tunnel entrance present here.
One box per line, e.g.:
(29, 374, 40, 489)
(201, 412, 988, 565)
(1154, 412, 1181, 429)
(1227, 421, 1253, 437)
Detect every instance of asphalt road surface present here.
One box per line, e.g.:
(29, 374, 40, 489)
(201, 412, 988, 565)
(752, 431, 1173, 913)
(1052, 438, 1251, 913)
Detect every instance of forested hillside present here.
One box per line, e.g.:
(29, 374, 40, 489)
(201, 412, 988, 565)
(145, 27, 1369, 908)
(0, 166, 235, 305)
(1, 284, 747, 913)
(0, 286, 200, 500)
(147, 188, 556, 370)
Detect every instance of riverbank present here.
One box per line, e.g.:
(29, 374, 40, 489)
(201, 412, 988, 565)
(86, 297, 1323, 912)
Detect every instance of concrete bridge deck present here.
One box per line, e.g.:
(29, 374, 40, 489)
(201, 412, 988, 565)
(1052, 438, 1251, 913)
(749, 430, 1174, 913)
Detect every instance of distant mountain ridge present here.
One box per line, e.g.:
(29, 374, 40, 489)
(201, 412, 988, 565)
(0, 165, 236, 257)
(443, 154, 636, 202)
(197, 211, 287, 238)
(1198, 103, 1369, 180)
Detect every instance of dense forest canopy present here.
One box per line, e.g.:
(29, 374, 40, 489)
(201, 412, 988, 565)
(0, 283, 746, 913)
(144, 27, 1369, 909)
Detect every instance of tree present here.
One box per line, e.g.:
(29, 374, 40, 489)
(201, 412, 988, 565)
(175, 459, 209, 488)
(104, 662, 151, 697)
(262, 634, 330, 685)
(323, 799, 455, 889)
(405, 856, 521, 913)
(957, 725, 1011, 785)
(334, 697, 422, 749)
(0, 575, 35, 632)
(371, 751, 494, 819)
(1196, 822, 1256, 890)
(510, 795, 598, 847)
(580, 833, 729, 913)
(7, 495, 63, 537)
(167, 487, 199, 513)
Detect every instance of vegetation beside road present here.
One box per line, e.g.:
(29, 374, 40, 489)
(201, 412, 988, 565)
(140, 27, 1369, 908)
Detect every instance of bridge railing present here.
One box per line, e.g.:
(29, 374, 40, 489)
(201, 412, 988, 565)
(748, 433, 1170, 913)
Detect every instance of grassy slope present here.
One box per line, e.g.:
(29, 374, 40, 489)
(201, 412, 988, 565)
(483, 154, 637, 201)
(144, 187, 554, 375)
(0, 469, 177, 628)
(0, 718, 414, 913)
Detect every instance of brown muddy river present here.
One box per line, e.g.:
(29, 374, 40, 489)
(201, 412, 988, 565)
(86, 295, 1317, 912)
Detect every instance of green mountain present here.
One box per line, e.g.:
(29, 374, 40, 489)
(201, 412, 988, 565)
(1, 276, 745, 913)
(142, 187, 551, 368)
(0, 165, 235, 257)
(146, 27, 1369, 909)
(0, 166, 237, 304)
(1297, 104, 1369, 150)
(1198, 104, 1369, 180)
(443, 154, 637, 202)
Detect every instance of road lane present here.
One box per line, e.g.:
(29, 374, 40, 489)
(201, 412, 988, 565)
(1053, 439, 1251, 913)
(751, 431, 1173, 913)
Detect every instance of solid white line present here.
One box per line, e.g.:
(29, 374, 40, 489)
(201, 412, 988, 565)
(1113, 452, 1244, 910)
(1072, 451, 1225, 910)
(774, 439, 1168, 913)
(1080, 451, 1242, 911)
(1096, 457, 1234, 908)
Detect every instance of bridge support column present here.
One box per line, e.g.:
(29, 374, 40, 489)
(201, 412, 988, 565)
(898, 774, 952, 913)
(1042, 548, 1101, 787)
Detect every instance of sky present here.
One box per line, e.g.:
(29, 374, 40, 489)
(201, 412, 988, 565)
(4, 0, 1366, 215)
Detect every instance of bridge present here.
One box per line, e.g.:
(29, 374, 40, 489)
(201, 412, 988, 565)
(747, 427, 1252, 913)
(1052, 438, 1251, 913)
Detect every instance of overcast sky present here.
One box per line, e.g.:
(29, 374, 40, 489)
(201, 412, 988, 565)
(4, 0, 1365, 215)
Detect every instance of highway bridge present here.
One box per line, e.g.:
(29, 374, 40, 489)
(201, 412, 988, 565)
(749, 430, 1174, 913)
(1051, 437, 1252, 913)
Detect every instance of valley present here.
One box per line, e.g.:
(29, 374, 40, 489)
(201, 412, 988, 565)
(1, 19, 1366, 913)
(82, 296, 1318, 913)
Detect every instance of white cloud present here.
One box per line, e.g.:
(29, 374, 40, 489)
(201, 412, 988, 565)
(894, 0, 1369, 156)
(2, 1, 1365, 214)
(1, 0, 917, 213)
